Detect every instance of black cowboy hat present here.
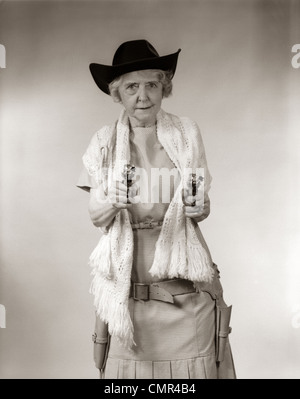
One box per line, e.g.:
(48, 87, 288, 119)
(89, 40, 181, 95)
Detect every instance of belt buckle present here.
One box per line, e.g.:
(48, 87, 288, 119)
(133, 283, 150, 301)
(142, 221, 154, 229)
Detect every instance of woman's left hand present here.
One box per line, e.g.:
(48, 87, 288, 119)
(182, 189, 210, 223)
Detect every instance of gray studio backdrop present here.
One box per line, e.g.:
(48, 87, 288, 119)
(0, 0, 299, 379)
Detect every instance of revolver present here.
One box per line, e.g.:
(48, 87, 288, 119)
(122, 164, 136, 203)
(183, 173, 203, 207)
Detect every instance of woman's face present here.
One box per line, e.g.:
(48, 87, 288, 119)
(117, 70, 163, 127)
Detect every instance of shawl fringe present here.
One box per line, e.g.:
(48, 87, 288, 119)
(89, 233, 113, 279)
(90, 272, 135, 349)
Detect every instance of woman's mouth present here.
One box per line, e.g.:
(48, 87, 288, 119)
(136, 106, 152, 110)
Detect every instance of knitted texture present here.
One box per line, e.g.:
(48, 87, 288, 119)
(82, 108, 214, 349)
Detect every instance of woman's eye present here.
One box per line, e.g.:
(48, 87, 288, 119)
(148, 82, 158, 88)
(125, 84, 138, 93)
(127, 84, 137, 90)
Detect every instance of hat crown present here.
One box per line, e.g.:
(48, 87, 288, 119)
(112, 40, 159, 66)
(89, 40, 181, 94)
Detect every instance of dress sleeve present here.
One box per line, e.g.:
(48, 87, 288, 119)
(76, 167, 98, 192)
(76, 132, 102, 192)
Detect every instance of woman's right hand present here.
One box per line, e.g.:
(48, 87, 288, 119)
(107, 180, 132, 209)
(89, 180, 138, 228)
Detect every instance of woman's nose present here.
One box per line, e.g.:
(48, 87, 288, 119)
(137, 86, 148, 102)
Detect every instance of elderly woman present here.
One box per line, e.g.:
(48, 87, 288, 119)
(77, 40, 236, 379)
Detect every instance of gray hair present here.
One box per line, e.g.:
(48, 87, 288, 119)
(109, 69, 173, 103)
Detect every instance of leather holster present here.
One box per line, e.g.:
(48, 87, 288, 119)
(92, 313, 110, 374)
(215, 302, 232, 362)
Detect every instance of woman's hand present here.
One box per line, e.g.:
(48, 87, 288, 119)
(89, 180, 139, 228)
(182, 188, 210, 223)
(107, 180, 138, 209)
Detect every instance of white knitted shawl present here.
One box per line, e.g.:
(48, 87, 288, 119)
(83, 108, 214, 349)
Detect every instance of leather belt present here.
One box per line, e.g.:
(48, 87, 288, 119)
(129, 279, 196, 304)
(131, 220, 163, 230)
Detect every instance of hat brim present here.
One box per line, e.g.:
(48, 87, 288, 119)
(89, 49, 181, 95)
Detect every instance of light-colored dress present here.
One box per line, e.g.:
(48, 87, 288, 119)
(77, 125, 236, 379)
